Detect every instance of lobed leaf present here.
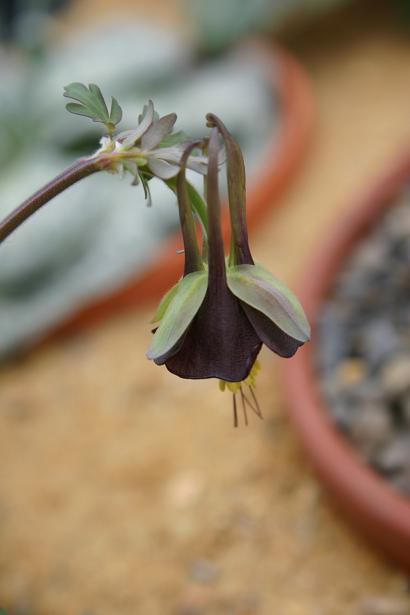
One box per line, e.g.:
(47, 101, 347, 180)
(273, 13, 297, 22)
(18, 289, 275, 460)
(88, 83, 110, 119)
(65, 102, 96, 120)
(110, 96, 123, 125)
(64, 82, 123, 131)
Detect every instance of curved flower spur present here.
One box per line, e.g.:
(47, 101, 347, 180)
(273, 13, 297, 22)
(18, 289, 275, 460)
(147, 115, 310, 426)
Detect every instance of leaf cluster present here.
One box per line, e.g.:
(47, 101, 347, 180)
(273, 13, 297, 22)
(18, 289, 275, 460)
(64, 83, 122, 135)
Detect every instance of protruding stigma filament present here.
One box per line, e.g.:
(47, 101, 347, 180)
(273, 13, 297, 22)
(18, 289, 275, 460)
(219, 360, 263, 427)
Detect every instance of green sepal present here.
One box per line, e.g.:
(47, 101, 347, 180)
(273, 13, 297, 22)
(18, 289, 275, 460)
(150, 279, 181, 323)
(227, 263, 310, 342)
(147, 271, 208, 361)
(122, 159, 138, 175)
(121, 159, 140, 184)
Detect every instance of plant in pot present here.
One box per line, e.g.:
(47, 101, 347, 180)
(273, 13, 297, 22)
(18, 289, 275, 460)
(282, 151, 410, 570)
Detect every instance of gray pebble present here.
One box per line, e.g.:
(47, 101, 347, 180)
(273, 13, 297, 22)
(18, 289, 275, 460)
(360, 318, 401, 369)
(376, 437, 410, 474)
(360, 595, 410, 615)
(318, 189, 410, 499)
(190, 560, 218, 584)
(401, 393, 410, 427)
(350, 405, 392, 457)
(380, 354, 410, 398)
(391, 468, 410, 497)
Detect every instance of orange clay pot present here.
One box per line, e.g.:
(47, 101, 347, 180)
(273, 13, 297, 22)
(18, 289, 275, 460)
(282, 150, 410, 571)
(42, 43, 313, 340)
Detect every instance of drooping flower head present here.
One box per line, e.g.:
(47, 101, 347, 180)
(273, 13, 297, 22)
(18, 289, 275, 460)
(147, 114, 310, 425)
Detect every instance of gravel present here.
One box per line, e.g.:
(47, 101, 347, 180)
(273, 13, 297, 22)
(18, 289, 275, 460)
(317, 186, 410, 498)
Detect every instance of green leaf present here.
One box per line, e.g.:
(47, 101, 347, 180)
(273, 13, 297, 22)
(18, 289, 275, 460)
(159, 131, 189, 148)
(227, 264, 310, 342)
(186, 181, 208, 236)
(64, 82, 123, 132)
(140, 173, 153, 206)
(150, 279, 181, 323)
(122, 159, 140, 184)
(110, 96, 123, 124)
(65, 102, 97, 120)
(89, 83, 109, 118)
(122, 159, 138, 175)
(147, 271, 208, 361)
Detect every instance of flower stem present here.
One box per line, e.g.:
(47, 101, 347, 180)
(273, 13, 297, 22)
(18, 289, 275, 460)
(176, 142, 204, 275)
(0, 155, 107, 244)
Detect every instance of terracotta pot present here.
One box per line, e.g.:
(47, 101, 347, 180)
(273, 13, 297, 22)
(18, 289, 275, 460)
(282, 150, 410, 571)
(43, 43, 313, 340)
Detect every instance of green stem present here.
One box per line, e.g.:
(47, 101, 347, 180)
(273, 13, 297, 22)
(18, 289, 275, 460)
(0, 155, 108, 244)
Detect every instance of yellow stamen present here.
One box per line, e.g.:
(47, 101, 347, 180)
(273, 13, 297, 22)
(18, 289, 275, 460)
(218, 359, 261, 393)
(218, 360, 263, 426)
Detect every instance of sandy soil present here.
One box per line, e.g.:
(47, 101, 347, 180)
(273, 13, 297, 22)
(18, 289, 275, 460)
(1, 2, 410, 614)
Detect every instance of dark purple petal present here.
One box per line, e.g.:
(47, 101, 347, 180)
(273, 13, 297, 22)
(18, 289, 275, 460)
(162, 285, 262, 381)
(161, 128, 262, 381)
(242, 303, 304, 358)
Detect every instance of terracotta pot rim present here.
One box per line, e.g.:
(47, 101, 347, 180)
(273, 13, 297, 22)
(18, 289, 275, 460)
(40, 41, 314, 341)
(282, 149, 410, 570)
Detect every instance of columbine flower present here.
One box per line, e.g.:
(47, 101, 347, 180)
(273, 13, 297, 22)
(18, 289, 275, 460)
(147, 115, 310, 425)
(98, 100, 208, 205)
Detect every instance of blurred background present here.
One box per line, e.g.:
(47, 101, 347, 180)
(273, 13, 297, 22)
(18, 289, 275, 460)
(1, 1, 410, 614)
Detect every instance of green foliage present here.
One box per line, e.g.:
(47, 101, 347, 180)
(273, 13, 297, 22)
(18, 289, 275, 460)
(64, 82, 123, 135)
(165, 178, 208, 236)
(159, 131, 189, 148)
